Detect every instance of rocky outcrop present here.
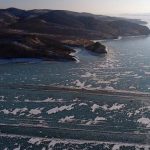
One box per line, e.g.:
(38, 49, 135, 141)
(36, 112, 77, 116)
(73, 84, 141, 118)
(86, 42, 107, 53)
(62, 39, 107, 54)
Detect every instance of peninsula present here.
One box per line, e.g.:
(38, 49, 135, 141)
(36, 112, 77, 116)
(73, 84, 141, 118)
(0, 8, 150, 61)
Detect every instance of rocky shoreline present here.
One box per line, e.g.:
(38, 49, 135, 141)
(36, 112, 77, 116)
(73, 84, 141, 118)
(0, 30, 75, 61)
(0, 30, 107, 61)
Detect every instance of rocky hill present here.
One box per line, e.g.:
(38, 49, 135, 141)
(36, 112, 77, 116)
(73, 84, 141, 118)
(0, 8, 149, 39)
(0, 8, 149, 61)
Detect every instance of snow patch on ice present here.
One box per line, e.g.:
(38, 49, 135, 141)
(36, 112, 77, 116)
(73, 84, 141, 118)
(129, 86, 136, 90)
(58, 116, 75, 123)
(72, 80, 92, 89)
(91, 103, 125, 112)
(145, 72, 150, 75)
(47, 104, 75, 115)
(48, 140, 58, 150)
(29, 108, 43, 115)
(43, 97, 55, 102)
(0, 108, 28, 115)
(28, 138, 42, 145)
(105, 86, 115, 90)
(91, 104, 100, 112)
(112, 144, 120, 150)
(109, 103, 125, 111)
(73, 80, 85, 88)
(1, 109, 10, 114)
(137, 117, 150, 128)
(81, 72, 96, 78)
(86, 116, 107, 125)
(79, 103, 88, 106)
(11, 108, 28, 115)
(127, 112, 133, 117)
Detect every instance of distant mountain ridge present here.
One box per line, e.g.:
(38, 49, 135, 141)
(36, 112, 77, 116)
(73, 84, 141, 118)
(0, 8, 150, 39)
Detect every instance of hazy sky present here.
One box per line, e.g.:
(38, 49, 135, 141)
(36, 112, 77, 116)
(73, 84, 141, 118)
(0, 0, 150, 15)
